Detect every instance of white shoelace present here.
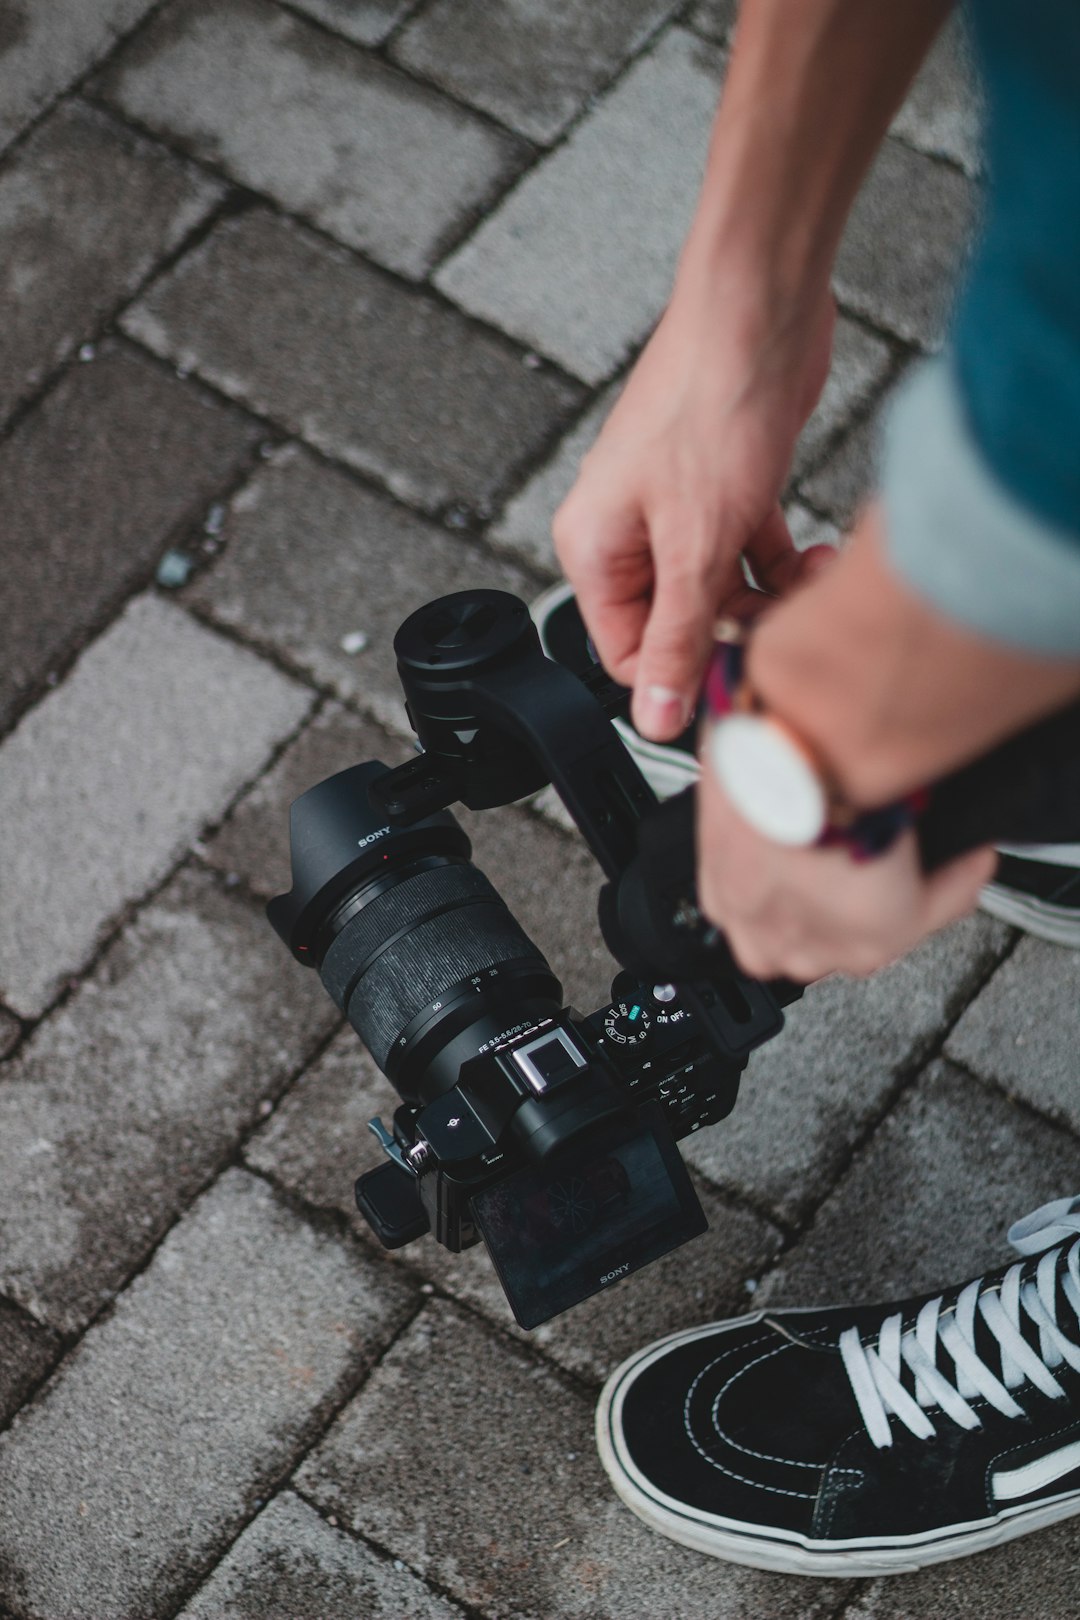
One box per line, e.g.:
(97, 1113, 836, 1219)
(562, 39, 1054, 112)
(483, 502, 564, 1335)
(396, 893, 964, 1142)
(840, 1196, 1080, 1449)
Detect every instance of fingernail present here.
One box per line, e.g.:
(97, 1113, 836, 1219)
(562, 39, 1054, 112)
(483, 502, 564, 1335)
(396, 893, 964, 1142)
(636, 685, 688, 739)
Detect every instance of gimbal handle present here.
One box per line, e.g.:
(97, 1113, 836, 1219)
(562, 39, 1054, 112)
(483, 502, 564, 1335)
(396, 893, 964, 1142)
(371, 591, 785, 1062)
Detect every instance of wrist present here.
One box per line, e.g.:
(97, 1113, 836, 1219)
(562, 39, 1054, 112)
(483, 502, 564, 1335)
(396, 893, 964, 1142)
(704, 636, 926, 854)
(746, 507, 1080, 806)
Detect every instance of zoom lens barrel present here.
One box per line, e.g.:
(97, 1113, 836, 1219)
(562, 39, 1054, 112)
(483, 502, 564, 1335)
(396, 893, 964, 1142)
(267, 762, 562, 1104)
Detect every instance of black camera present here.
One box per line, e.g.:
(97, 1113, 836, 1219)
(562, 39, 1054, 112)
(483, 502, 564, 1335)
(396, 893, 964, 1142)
(267, 589, 799, 1328)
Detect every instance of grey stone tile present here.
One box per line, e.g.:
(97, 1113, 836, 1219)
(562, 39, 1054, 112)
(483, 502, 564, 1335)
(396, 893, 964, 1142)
(844, 1519, 1080, 1620)
(0, 1302, 60, 1427)
(686, 0, 737, 43)
(284, 0, 411, 48)
(682, 913, 1013, 1227)
(946, 936, 1080, 1138)
(125, 210, 582, 515)
(796, 358, 914, 527)
(0, 0, 154, 153)
(758, 1060, 1080, 1309)
(891, 13, 984, 177)
(789, 315, 893, 482)
(392, 0, 680, 145)
(184, 445, 540, 735)
(0, 100, 221, 423)
(298, 1298, 850, 1620)
(833, 136, 978, 349)
(206, 702, 411, 899)
(0, 341, 260, 735)
(0, 865, 340, 1332)
(0, 1170, 415, 1620)
(179, 1491, 463, 1620)
(95, 0, 524, 278)
(0, 593, 312, 1018)
(435, 28, 726, 384)
(490, 382, 621, 574)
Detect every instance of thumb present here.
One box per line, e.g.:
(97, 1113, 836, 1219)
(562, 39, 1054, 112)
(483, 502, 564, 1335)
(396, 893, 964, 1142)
(921, 845, 999, 935)
(631, 564, 717, 741)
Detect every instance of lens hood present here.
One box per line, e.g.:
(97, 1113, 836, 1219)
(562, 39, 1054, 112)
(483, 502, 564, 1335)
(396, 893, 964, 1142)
(266, 761, 469, 963)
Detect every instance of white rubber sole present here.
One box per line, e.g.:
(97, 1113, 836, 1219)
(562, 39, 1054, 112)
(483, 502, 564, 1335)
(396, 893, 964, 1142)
(979, 881, 1080, 947)
(531, 581, 699, 802)
(596, 1318, 1080, 1577)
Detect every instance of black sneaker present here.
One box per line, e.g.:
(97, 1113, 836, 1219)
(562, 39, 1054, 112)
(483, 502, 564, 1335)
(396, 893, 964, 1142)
(597, 1197, 1080, 1576)
(980, 849, 1080, 947)
(531, 582, 699, 800)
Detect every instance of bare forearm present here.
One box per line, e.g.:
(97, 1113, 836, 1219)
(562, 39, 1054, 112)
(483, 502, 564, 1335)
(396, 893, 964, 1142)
(677, 0, 954, 318)
(748, 507, 1080, 806)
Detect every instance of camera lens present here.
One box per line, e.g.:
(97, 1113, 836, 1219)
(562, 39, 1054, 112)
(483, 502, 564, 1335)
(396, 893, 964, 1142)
(267, 763, 562, 1104)
(319, 854, 560, 1096)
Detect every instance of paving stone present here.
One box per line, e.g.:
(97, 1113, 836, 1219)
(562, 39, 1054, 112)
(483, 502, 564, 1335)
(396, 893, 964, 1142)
(180, 1491, 463, 1620)
(0, 593, 312, 1018)
(0, 0, 154, 153)
(797, 359, 914, 527)
(125, 209, 582, 515)
(0, 1302, 60, 1428)
(758, 1060, 1080, 1309)
(0, 1170, 415, 1620)
(0, 865, 339, 1332)
(298, 1298, 849, 1620)
(284, 0, 411, 48)
(0, 341, 260, 736)
(435, 28, 726, 384)
(946, 936, 1080, 1138)
(891, 13, 984, 177)
(206, 702, 410, 899)
(833, 136, 977, 349)
(0, 100, 221, 423)
(184, 445, 540, 736)
(490, 382, 621, 573)
(843, 1519, 1080, 1620)
(682, 912, 1013, 1227)
(789, 315, 893, 482)
(391, 0, 680, 145)
(686, 0, 737, 43)
(96, 0, 524, 278)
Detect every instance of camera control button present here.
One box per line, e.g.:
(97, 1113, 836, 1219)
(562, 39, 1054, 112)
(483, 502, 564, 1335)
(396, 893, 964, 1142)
(603, 1001, 653, 1048)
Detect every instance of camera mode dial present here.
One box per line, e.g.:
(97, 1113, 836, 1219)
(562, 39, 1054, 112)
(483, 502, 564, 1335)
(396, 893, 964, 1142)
(603, 999, 653, 1048)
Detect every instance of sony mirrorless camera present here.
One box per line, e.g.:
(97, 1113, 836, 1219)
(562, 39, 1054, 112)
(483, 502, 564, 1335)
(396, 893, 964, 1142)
(267, 587, 1080, 1326)
(268, 588, 801, 1328)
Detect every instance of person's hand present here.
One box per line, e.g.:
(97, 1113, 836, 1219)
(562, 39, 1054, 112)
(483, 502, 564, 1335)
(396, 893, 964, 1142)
(552, 282, 837, 742)
(695, 758, 998, 982)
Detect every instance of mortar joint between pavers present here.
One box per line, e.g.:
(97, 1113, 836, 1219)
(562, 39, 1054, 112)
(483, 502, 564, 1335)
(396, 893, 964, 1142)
(150, 1283, 432, 1620)
(719, 926, 1024, 1285)
(287, 1482, 483, 1620)
(423, 18, 728, 310)
(0, 0, 177, 169)
(943, 1051, 1080, 1153)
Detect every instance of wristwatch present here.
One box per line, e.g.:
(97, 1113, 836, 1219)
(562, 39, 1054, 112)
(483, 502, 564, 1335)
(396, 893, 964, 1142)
(703, 637, 926, 858)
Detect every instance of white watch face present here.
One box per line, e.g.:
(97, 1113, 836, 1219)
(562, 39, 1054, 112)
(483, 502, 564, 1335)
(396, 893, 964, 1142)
(707, 715, 827, 846)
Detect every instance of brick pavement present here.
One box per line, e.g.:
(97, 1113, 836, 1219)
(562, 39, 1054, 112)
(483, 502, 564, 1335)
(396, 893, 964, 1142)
(0, 5, 1074, 1618)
